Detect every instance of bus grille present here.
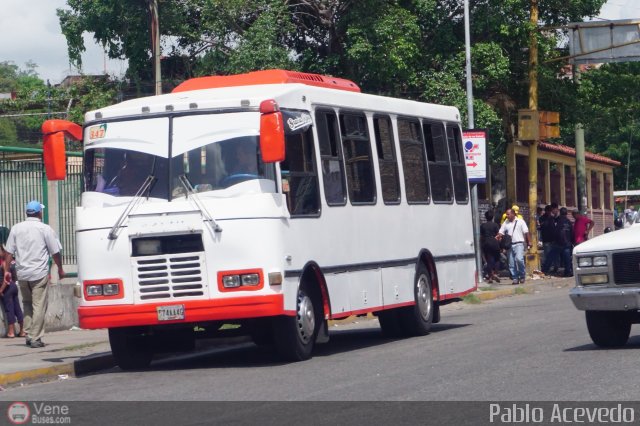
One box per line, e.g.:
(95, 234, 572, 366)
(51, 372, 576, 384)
(612, 251, 640, 285)
(135, 254, 205, 300)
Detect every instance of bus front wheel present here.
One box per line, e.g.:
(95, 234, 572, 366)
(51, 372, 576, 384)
(399, 263, 434, 336)
(274, 285, 319, 361)
(109, 327, 153, 371)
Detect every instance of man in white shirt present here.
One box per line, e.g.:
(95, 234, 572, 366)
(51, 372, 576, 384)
(3, 200, 64, 348)
(497, 208, 531, 285)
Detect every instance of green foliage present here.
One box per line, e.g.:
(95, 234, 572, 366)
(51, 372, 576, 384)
(0, 61, 118, 148)
(65, 76, 119, 124)
(0, 118, 18, 145)
(52, 0, 626, 172)
(575, 63, 640, 189)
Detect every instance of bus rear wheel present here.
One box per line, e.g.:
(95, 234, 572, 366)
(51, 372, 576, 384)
(109, 327, 153, 371)
(274, 284, 319, 361)
(399, 263, 434, 336)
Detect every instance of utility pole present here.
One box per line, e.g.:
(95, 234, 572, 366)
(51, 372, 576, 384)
(149, 0, 161, 96)
(464, 0, 483, 282)
(527, 0, 540, 271)
(574, 67, 587, 213)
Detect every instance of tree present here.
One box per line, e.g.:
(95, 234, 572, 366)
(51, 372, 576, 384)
(56, 0, 609, 165)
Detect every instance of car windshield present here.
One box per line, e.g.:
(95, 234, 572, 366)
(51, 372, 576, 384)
(84, 136, 276, 200)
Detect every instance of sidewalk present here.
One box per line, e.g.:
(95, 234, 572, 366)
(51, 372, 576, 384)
(0, 328, 112, 389)
(0, 275, 575, 389)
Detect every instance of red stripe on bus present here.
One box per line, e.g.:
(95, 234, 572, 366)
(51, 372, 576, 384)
(78, 294, 290, 329)
(440, 287, 476, 300)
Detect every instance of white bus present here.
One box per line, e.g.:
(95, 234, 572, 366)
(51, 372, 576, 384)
(42, 70, 477, 369)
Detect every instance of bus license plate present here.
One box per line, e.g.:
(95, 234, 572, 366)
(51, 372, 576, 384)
(157, 305, 185, 321)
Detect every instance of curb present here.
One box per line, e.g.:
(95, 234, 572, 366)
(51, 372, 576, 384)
(473, 278, 572, 302)
(0, 349, 114, 389)
(0, 364, 75, 389)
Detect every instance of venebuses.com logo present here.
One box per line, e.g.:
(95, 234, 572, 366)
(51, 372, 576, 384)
(7, 402, 30, 425)
(7, 401, 72, 424)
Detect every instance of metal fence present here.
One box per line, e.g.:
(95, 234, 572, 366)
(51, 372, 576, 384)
(0, 146, 82, 266)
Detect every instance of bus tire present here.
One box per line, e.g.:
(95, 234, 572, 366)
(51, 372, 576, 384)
(273, 284, 319, 361)
(586, 311, 631, 347)
(109, 327, 153, 371)
(399, 263, 434, 336)
(378, 309, 404, 338)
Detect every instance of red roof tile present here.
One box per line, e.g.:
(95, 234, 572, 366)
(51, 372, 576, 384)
(538, 141, 621, 167)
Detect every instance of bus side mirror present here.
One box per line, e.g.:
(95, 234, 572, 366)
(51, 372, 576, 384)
(42, 120, 83, 181)
(259, 100, 285, 163)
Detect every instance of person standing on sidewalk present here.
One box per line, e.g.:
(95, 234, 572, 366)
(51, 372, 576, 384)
(556, 207, 574, 277)
(3, 201, 64, 348)
(0, 244, 25, 338)
(571, 209, 594, 245)
(497, 208, 531, 285)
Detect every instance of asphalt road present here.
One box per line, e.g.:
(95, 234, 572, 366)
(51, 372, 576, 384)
(3, 283, 640, 403)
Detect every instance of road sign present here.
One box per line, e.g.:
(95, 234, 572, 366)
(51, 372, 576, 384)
(463, 130, 487, 183)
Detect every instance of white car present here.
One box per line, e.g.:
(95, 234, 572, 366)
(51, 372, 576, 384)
(570, 225, 640, 347)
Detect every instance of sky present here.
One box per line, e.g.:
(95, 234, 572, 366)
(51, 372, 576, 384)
(1, 0, 640, 85)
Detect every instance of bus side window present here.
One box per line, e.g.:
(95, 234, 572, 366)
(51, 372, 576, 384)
(374, 115, 401, 204)
(398, 118, 430, 203)
(281, 127, 320, 216)
(424, 122, 453, 203)
(315, 110, 347, 206)
(446, 125, 469, 203)
(339, 112, 376, 204)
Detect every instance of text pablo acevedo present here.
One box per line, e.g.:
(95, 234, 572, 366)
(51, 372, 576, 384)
(489, 403, 634, 423)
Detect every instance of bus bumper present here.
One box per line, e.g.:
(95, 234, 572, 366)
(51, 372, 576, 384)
(78, 294, 291, 329)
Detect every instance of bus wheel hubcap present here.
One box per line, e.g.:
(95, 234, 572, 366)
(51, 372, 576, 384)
(297, 292, 315, 344)
(417, 274, 432, 321)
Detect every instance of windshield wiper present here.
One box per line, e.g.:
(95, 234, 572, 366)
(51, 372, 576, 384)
(107, 174, 157, 240)
(178, 174, 222, 233)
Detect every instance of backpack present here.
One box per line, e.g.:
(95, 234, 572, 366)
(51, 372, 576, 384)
(500, 233, 512, 250)
(500, 220, 517, 250)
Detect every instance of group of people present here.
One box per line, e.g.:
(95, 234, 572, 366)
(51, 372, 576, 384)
(1, 200, 64, 347)
(481, 203, 595, 286)
(538, 203, 594, 277)
(481, 206, 531, 285)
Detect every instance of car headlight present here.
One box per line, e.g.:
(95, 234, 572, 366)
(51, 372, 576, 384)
(578, 257, 593, 267)
(593, 256, 608, 266)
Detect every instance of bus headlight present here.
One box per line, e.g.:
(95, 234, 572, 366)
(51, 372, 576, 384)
(218, 269, 264, 291)
(86, 285, 103, 296)
(241, 273, 260, 286)
(593, 256, 608, 266)
(580, 274, 608, 285)
(103, 283, 120, 296)
(222, 275, 241, 288)
(83, 279, 123, 299)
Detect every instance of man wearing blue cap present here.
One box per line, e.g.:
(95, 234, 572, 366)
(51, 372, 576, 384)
(3, 200, 64, 348)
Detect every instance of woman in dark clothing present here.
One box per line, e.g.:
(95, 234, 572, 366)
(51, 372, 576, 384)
(480, 210, 501, 283)
(0, 244, 25, 338)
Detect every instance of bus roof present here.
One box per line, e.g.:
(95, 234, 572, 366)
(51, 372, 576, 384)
(85, 80, 460, 124)
(172, 69, 361, 93)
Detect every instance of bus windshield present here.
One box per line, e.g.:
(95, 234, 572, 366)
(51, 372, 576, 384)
(84, 136, 276, 200)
